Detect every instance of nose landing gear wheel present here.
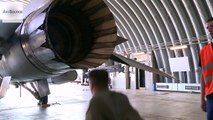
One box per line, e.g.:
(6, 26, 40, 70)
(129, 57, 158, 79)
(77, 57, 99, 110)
(38, 96, 48, 105)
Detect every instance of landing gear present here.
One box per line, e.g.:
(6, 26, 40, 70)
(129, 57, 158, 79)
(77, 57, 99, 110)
(38, 96, 48, 105)
(18, 79, 50, 105)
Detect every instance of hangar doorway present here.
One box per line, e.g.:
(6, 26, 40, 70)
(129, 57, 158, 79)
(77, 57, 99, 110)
(132, 53, 153, 90)
(139, 69, 145, 87)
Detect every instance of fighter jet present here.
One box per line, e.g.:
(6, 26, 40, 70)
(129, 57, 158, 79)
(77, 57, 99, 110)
(0, 0, 175, 105)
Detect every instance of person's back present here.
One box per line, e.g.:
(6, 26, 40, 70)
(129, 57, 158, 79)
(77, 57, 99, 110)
(86, 69, 143, 120)
(86, 90, 143, 120)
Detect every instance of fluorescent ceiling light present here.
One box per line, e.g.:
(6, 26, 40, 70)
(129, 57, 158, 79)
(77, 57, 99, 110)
(170, 45, 187, 50)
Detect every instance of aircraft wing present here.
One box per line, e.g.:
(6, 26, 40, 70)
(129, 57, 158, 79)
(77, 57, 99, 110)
(111, 52, 176, 80)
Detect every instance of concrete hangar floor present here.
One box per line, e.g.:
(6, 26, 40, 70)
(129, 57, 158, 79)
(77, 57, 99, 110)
(0, 83, 206, 120)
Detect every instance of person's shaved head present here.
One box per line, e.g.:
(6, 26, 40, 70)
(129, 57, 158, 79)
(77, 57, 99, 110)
(88, 69, 109, 94)
(89, 69, 109, 87)
(207, 17, 213, 23)
(206, 17, 213, 39)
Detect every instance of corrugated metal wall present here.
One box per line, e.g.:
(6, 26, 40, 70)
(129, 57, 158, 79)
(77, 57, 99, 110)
(0, 0, 31, 6)
(105, 0, 213, 84)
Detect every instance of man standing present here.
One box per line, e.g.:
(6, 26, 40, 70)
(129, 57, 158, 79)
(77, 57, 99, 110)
(200, 17, 213, 120)
(86, 69, 143, 120)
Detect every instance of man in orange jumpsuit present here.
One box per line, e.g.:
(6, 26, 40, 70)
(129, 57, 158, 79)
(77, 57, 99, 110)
(200, 17, 213, 120)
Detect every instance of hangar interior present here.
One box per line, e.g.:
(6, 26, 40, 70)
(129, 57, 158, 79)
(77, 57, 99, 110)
(22, 0, 211, 93)
(97, 0, 212, 92)
(1, 0, 212, 91)
(105, 0, 212, 85)
(0, 0, 212, 120)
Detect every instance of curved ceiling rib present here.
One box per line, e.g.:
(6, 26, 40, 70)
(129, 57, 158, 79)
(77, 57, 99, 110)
(104, 0, 213, 84)
(151, 0, 181, 82)
(108, 0, 138, 53)
(131, 1, 164, 75)
(1, 0, 31, 6)
(116, 23, 129, 52)
(116, 1, 143, 52)
(185, 0, 206, 49)
(162, 0, 189, 83)
(105, 1, 132, 53)
(123, 0, 148, 51)
(114, 1, 139, 52)
(206, 0, 213, 16)
(194, 0, 212, 42)
(180, 0, 202, 83)
(172, 0, 199, 83)
(152, 0, 178, 48)
(142, 0, 172, 82)
(182, 0, 205, 39)
(135, 1, 167, 69)
(130, 0, 162, 78)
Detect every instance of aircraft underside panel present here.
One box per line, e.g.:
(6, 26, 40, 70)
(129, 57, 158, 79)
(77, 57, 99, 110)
(0, 76, 11, 99)
(49, 71, 78, 84)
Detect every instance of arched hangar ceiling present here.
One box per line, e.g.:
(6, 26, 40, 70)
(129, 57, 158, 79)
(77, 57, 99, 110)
(104, 0, 213, 83)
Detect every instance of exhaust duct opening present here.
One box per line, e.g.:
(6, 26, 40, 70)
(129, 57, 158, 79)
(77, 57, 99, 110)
(45, 5, 93, 64)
